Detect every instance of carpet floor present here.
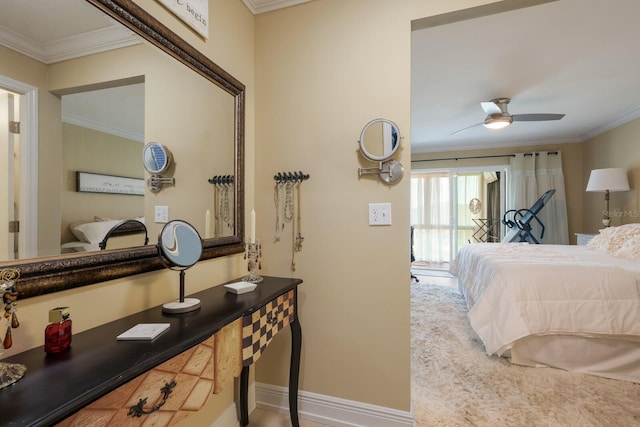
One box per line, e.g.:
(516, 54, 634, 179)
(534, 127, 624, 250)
(411, 283, 640, 426)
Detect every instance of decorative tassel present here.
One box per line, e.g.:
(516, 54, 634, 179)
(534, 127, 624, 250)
(4, 326, 12, 349)
(11, 312, 19, 328)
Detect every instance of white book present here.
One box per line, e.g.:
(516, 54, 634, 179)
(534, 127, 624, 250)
(117, 323, 170, 341)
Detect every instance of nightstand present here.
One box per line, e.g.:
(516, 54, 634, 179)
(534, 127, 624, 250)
(575, 233, 596, 245)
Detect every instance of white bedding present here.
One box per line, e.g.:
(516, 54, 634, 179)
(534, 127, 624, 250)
(450, 243, 640, 358)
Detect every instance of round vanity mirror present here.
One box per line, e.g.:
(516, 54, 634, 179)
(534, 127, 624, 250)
(142, 142, 172, 175)
(358, 118, 401, 162)
(158, 220, 203, 313)
(357, 118, 404, 184)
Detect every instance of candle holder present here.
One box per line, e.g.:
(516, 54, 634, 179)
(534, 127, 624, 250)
(244, 240, 263, 283)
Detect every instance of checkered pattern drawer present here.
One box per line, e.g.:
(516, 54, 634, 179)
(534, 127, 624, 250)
(242, 290, 295, 366)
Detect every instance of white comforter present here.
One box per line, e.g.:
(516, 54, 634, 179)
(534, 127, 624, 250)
(450, 243, 640, 356)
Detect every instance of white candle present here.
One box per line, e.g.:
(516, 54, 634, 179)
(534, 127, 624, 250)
(250, 209, 256, 243)
(205, 209, 211, 238)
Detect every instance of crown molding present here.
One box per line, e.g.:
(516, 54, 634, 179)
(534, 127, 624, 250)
(0, 22, 139, 64)
(241, 0, 313, 15)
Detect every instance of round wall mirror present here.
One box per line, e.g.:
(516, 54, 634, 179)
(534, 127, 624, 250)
(358, 118, 401, 162)
(142, 142, 172, 175)
(158, 220, 203, 313)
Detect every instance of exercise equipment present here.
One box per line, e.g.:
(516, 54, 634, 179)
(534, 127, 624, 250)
(501, 189, 556, 244)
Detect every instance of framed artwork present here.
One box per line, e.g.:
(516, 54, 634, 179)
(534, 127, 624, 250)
(76, 172, 144, 196)
(156, 0, 209, 39)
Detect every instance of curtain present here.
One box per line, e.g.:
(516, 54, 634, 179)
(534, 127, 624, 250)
(507, 152, 569, 244)
(486, 172, 501, 242)
(411, 172, 450, 263)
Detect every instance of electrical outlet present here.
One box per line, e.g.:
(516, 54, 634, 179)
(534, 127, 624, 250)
(369, 203, 392, 225)
(155, 205, 169, 223)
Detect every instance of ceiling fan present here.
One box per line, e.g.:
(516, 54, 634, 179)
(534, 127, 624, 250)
(451, 97, 565, 135)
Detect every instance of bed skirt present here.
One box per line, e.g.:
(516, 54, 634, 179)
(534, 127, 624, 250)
(508, 334, 640, 383)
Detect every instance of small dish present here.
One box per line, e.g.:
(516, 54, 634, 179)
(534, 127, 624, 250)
(224, 281, 257, 294)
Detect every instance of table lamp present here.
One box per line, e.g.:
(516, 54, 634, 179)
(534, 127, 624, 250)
(585, 168, 630, 227)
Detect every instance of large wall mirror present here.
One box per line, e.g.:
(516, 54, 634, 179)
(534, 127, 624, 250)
(0, 0, 245, 298)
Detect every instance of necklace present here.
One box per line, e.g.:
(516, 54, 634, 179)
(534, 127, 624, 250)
(274, 183, 281, 241)
(284, 182, 294, 223)
(295, 181, 304, 252)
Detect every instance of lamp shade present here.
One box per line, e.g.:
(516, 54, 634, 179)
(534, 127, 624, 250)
(585, 168, 630, 192)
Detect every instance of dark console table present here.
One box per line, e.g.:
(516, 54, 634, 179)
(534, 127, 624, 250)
(0, 276, 302, 426)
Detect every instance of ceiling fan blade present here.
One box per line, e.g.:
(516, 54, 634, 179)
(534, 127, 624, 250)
(450, 122, 483, 135)
(512, 113, 565, 122)
(481, 101, 502, 115)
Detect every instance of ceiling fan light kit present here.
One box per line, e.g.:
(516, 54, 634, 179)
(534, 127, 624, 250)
(484, 114, 513, 129)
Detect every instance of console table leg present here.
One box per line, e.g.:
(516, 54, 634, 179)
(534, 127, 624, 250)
(289, 317, 302, 427)
(240, 366, 250, 426)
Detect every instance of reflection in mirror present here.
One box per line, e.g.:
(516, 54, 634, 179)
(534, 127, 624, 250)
(60, 83, 146, 254)
(357, 118, 404, 184)
(142, 142, 175, 192)
(98, 219, 148, 250)
(158, 220, 203, 314)
(0, 0, 245, 298)
(143, 143, 171, 174)
(358, 118, 401, 162)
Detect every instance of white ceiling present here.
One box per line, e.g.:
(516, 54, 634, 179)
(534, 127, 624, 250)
(62, 83, 145, 143)
(411, 0, 640, 153)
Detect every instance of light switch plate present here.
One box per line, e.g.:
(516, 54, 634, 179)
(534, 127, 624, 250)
(155, 205, 169, 223)
(369, 203, 392, 225)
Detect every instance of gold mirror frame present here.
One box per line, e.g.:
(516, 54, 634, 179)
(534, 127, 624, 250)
(1, 0, 245, 299)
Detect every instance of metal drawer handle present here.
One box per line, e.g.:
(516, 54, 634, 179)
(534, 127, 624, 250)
(267, 313, 278, 325)
(128, 380, 177, 417)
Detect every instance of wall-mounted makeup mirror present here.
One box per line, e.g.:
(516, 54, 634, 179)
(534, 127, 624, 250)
(142, 142, 175, 192)
(0, 0, 245, 298)
(357, 118, 404, 184)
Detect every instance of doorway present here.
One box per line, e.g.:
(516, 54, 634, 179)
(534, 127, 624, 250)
(0, 76, 38, 260)
(410, 166, 505, 272)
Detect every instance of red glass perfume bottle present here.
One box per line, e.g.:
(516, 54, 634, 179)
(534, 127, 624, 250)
(45, 307, 72, 353)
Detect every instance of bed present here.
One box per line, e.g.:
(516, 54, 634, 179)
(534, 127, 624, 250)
(450, 223, 640, 383)
(61, 217, 147, 252)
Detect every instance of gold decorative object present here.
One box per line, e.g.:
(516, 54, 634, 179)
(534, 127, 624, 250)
(0, 268, 26, 389)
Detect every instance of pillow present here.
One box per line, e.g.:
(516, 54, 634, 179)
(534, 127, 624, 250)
(614, 236, 640, 262)
(71, 219, 122, 244)
(586, 223, 640, 253)
(586, 232, 609, 251)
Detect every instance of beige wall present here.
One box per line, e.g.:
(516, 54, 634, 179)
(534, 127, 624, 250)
(582, 117, 640, 232)
(60, 123, 144, 243)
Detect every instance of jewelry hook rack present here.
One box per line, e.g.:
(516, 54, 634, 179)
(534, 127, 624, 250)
(273, 171, 309, 272)
(208, 175, 235, 185)
(273, 171, 310, 183)
(207, 175, 235, 238)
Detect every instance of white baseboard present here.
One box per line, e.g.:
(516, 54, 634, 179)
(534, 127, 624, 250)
(211, 383, 256, 427)
(255, 382, 413, 427)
